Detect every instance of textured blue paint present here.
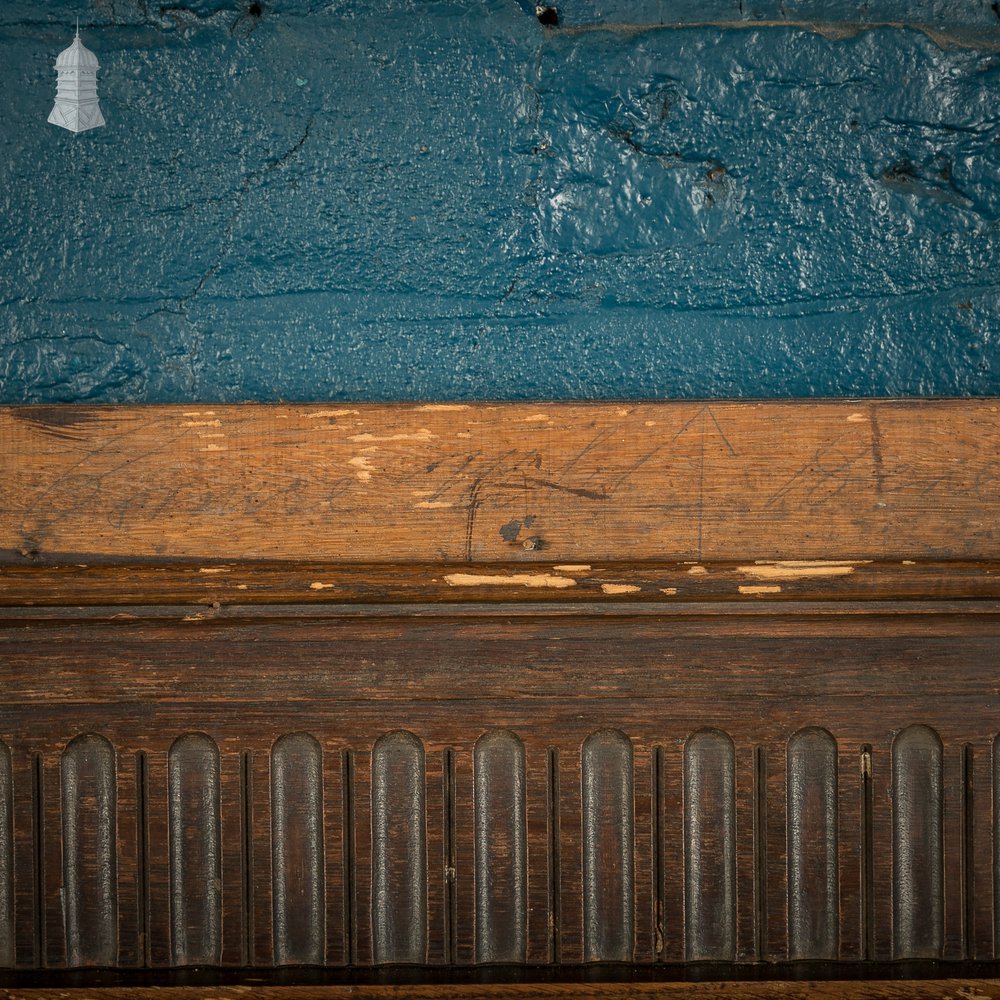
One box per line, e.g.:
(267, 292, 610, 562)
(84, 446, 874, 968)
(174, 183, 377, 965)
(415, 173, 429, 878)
(0, 1, 998, 401)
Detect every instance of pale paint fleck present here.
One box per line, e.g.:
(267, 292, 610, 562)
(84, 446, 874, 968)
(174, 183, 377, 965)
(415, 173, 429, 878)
(553, 564, 591, 571)
(350, 429, 437, 442)
(236, 584, 248, 590)
(183, 419, 222, 427)
(444, 573, 576, 589)
(182, 411, 215, 417)
(644, 420, 657, 427)
(523, 414, 551, 422)
(659, 587, 678, 595)
(416, 501, 454, 509)
(456, 432, 472, 438)
(739, 585, 782, 595)
(902, 560, 916, 565)
(198, 432, 225, 438)
(601, 583, 641, 595)
(847, 413, 866, 422)
(307, 409, 359, 418)
(687, 565, 708, 575)
(419, 404, 471, 411)
(201, 444, 226, 452)
(740, 560, 870, 579)
(198, 567, 230, 574)
(617, 408, 630, 417)
(349, 455, 374, 482)
(309, 582, 334, 590)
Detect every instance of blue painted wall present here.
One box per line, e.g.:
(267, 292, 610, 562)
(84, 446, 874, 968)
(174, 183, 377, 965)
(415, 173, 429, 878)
(1, 0, 998, 401)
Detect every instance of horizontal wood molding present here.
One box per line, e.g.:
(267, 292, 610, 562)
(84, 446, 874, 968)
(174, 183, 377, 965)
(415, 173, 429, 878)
(2, 401, 999, 604)
(3, 978, 1000, 998)
(2, 401, 999, 995)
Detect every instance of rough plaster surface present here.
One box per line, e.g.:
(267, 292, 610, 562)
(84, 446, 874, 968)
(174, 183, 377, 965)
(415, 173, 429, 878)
(0, 0, 998, 401)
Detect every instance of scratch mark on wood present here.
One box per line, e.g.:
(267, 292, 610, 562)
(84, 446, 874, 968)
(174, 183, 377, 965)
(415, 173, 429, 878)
(465, 479, 483, 562)
(870, 405, 885, 500)
(521, 478, 609, 502)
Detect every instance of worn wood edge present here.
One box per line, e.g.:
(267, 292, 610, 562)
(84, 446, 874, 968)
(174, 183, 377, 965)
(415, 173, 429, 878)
(2, 560, 999, 606)
(2, 980, 1000, 998)
(4, 400, 999, 567)
(2, 599, 999, 626)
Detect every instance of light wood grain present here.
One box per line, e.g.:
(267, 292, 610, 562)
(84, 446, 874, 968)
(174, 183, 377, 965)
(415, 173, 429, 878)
(3, 401, 998, 566)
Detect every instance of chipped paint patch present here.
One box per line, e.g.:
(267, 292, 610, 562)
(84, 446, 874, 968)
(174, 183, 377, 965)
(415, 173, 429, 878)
(847, 412, 866, 422)
(419, 404, 471, 411)
(349, 455, 374, 482)
(198, 567, 230, 574)
(444, 572, 576, 589)
(198, 432, 225, 438)
(902, 560, 916, 565)
(687, 565, 708, 576)
(236, 584, 248, 590)
(307, 409, 359, 418)
(183, 419, 222, 427)
(523, 413, 551, 422)
(601, 583, 641, 595)
(202, 444, 226, 452)
(350, 429, 437, 442)
(739, 584, 782, 595)
(644, 420, 657, 427)
(416, 500, 454, 509)
(309, 582, 334, 590)
(660, 587, 678, 595)
(741, 560, 870, 579)
(553, 564, 591, 571)
(617, 408, 630, 417)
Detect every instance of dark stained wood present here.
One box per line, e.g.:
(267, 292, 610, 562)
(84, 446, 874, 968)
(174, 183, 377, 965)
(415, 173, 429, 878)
(167, 734, 221, 966)
(371, 732, 427, 964)
(2, 560, 1000, 608)
(683, 729, 737, 961)
(270, 734, 325, 966)
(892, 726, 944, 959)
(474, 732, 527, 964)
(4, 979, 1000, 998)
(581, 729, 633, 963)
(0, 745, 12, 969)
(60, 736, 117, 967)
(1, 400, 999, 993)
(786, 728, 838, 960)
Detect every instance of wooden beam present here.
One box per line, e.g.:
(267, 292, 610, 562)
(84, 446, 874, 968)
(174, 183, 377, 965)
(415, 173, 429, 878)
(3, 401, 998, 604)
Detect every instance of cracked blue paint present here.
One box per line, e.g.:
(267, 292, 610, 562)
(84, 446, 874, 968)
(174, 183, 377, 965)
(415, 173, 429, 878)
(0, 0, 998, 402)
